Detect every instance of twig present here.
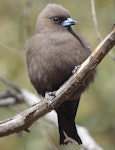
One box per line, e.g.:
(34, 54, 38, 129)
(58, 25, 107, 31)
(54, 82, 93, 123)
(0, 43, 24, 56)
(90, 0, 115, 60)
(90, 0, 103, 41)
(0, 76, 24, 106)
(0, 75, 21, 93)
(0, 26, 114, 144)
(0, 90, 23, 106)
(19, 0, 33, 40)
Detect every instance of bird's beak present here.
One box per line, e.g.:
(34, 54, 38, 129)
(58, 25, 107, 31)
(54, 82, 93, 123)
(62, 18, 77, 27)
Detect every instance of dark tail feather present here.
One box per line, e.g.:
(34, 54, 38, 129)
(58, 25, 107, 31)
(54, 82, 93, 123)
(56, 99, 82, 145)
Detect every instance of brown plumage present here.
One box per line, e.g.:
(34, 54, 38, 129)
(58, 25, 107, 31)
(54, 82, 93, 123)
(26, 3, 95, 145)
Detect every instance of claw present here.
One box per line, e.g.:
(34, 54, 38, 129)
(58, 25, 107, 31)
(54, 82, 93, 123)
(45, 91, 56, 109)
(72, 65, 81, 74)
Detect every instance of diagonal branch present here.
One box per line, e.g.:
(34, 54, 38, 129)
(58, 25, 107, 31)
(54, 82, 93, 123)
(0, 26, 115, 138)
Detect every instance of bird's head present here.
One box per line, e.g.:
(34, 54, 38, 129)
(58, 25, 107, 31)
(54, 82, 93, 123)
(35, 3, 77, 33)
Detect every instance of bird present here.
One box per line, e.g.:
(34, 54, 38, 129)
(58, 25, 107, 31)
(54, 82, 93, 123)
(26, 3, 95, 145)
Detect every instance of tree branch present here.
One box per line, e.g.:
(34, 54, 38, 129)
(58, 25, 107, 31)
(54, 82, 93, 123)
(0, 26, 115, 143)
(0, 88, 104, 150)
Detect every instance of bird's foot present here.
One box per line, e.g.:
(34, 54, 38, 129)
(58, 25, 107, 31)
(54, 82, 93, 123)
(45, 91, 56, 109)
(72, 65, 81, 74)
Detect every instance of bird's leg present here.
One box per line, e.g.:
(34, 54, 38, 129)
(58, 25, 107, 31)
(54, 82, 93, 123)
(72, 65, 81, 74)
(45, 91, 56, 109)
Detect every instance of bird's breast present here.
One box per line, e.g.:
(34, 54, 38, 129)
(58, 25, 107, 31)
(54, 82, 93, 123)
(27, 32, 93, 96)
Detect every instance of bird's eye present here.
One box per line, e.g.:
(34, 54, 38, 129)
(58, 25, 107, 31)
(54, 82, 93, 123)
(53, 17, 60, 23)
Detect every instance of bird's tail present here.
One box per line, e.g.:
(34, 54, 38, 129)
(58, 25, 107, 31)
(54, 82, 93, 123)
(56, 99, 82, 145)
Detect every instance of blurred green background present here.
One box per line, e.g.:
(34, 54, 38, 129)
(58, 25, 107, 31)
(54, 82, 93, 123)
(0, 0, 115, 149)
